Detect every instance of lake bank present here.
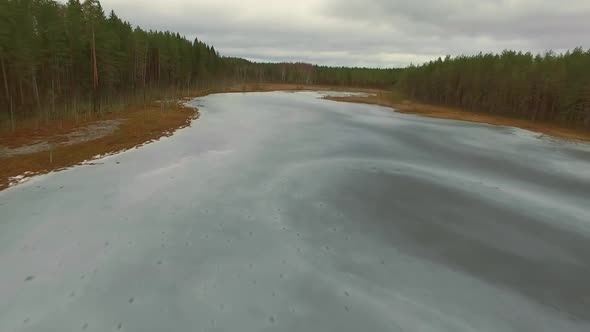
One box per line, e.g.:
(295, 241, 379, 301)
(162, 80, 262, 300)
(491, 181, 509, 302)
(0, 102, 198, 191)
(0, 84, 380, 191)
(2, 91, 588, 332)
(2, 84, 589, 191)
(324, 92, 590, 142)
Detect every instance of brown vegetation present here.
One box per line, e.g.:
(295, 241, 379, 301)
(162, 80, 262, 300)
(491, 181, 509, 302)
(325, 92, 590, 142)
(1, 83, 367, 190)
(220, 83, 382, 94)
(0, 102, 197, 191)
(3, 84, 590, 192)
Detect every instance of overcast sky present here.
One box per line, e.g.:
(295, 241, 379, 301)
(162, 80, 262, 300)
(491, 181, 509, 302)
(75, 0, 590, 68)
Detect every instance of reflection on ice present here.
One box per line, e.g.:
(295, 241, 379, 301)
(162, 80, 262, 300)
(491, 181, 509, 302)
(0, 91, 589, 332)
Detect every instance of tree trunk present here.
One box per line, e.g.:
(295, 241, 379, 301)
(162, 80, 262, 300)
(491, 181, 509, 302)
(143, 45, 148, 88)
(0, 52, 9, 105)
(157, 49, 161, 85)
(18, 76, 25, 106)
(143, 45, 148, 103)
(31, 66, 41, 113)
(51, 78, 56, 117)
(9, 95, 14, 132)
(133, 45, 137, 93)
(91, 28, 99, 112)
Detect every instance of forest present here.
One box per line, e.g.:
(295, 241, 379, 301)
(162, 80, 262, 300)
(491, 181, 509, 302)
(0, 0, 224, 127)
(223, 58, 399, 87)
(0, 0, 397, 128)
(397, 50, 590, 126)
(0, 0, 589, 129)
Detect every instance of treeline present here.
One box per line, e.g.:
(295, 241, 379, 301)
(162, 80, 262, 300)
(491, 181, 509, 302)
(315, 66, 399, 87)
(224, 58, 399, 87)
(0, 0, 223, 126)
(397, 49, 590, 126)
(6, 0, 587, 129)
(0, 0, 398, 127)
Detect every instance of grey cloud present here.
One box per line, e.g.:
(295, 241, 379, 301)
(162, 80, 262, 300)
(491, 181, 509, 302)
(81, 0, 590, 67)
(321, 0, 590, 47)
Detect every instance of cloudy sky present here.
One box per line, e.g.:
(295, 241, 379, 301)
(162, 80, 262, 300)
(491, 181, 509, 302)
(81, 0, 590, 68)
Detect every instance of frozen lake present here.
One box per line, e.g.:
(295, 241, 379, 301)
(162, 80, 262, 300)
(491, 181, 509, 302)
(1, 91, 590, 332)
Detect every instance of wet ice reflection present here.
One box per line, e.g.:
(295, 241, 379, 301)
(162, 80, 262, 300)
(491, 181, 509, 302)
(1, 91, 589, 331)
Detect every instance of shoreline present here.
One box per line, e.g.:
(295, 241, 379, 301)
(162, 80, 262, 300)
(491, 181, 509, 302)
(324, 93, 590, 143)
(2, 84, 589, 191)
(0, 102, 199, 191)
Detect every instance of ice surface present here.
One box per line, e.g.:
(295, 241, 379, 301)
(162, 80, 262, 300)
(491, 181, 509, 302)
(1, 91, 589, 332)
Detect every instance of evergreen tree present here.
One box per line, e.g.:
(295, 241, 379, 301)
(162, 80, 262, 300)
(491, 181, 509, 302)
(1, 0, 588, 129)
(397, 49, 590, 126)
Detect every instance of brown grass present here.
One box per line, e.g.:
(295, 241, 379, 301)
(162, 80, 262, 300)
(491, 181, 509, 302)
(0, 103, 197, 191)
(209, 83, 384, 95)
(3, 83, 589, 191)
(325, 92, 590, 142)
(1, 83, 369, 191)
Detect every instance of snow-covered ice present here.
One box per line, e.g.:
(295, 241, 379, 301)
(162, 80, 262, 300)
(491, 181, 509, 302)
(1, 91, 589, 332)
